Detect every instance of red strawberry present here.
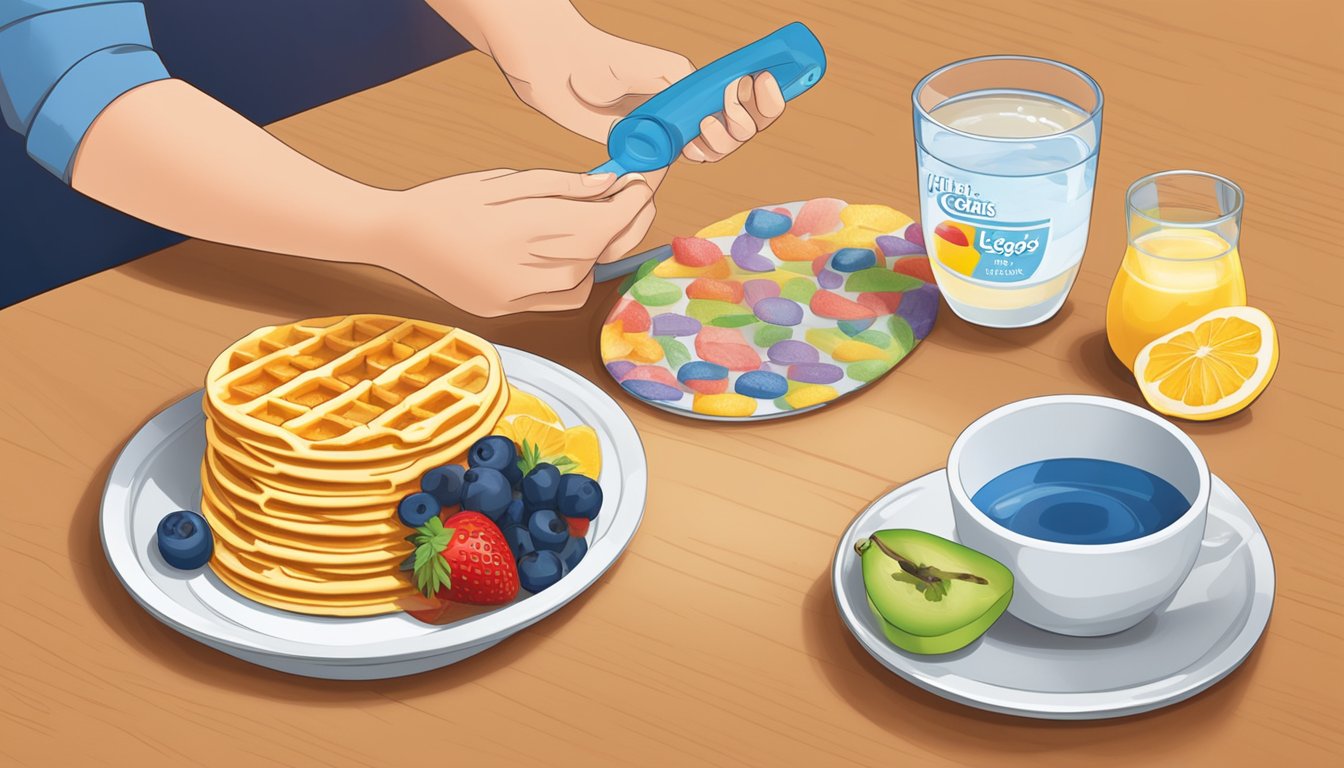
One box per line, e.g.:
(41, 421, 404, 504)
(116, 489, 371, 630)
(411, 512, 519, 605)
(566, 516, 590, 537)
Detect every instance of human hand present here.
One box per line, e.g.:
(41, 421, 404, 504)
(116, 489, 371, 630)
(375, 169, 654, 316)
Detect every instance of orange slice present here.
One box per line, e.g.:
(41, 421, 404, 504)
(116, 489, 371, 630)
(563, 425, 602, 479)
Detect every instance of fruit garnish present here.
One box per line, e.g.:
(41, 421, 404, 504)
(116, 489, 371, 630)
(518, 550, 567, 593)
(461, 466, 512, 520)
(421, 464, 466, 507)
(397, 492, 440, 528)
(468, 435, 518, 472)
(410, 513, 519, 605)
(410, 518, 453, 597)
(528, 509, 570, 552)
(499, 386, 561, 427)
(565, 516, 590, 538)
(562, 425, 601, 479)
(1133, 306, 1278, 421)
(516, 439, 577, 476)
(856, 533, 987, 603)
(556, 473, 602, 519)
(157, 510, 214, 570)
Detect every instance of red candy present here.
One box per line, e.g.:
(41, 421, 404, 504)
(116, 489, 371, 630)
(857, 292, 904, 315)
(892, 256, 935, 283)
(672, 236, 723, 267)
(695, 326, 761, 371)
(606, 297, 650, 333)
(684, 378, 730, 394)
(791, 197, 845, 236)
(624, 365, 680, 389)
(686, 278, 745, 304)
(811, 253, 830, 277)
(810, 290, 879, 321)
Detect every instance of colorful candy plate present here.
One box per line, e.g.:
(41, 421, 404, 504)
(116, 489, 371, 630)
(600, 199, 939, 421)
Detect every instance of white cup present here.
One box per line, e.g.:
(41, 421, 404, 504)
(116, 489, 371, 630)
(947, 395, 1209, 636)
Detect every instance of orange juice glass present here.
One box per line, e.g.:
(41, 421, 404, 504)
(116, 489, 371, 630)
(1106, 171, 1247, 369)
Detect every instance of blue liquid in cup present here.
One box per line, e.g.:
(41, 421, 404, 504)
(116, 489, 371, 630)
(971, 458, 1189, 545)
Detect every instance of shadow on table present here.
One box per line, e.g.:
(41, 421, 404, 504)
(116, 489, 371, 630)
(799, 567, 1258, 757)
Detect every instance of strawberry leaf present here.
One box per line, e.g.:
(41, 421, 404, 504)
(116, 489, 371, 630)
(411, 518, 453, 598)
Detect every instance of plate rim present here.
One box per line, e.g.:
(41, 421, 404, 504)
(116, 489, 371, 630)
(100, 346, 647, 664)
(830, 468, 1275, 720)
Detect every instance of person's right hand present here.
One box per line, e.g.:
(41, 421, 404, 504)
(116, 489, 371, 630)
(375, 168, 654, 317)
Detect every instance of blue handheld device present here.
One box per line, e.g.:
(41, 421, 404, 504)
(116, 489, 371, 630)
(590, 22, 826, 176)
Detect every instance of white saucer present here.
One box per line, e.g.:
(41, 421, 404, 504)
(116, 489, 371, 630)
(831, 469, 1274, 719)
(100, 347, 647, 680)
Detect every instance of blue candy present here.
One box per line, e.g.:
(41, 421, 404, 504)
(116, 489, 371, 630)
(744, 208, 793, 239)
(676, 360, 729, 384)
(735, 370, 789, 399)
(830, 247, 877, 272)
(621, 379, 683, 402)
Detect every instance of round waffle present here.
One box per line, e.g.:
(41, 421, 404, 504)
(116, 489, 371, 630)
(199, 315, 510, 617)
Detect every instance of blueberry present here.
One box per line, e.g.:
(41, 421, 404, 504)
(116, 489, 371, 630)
(461, 467, 512, 520)
(420, 464, 466, 507)
(156, 510, 213, 570)
(504, 463, 524, 490)
(555, 474, 603, 520)
(517, 550, 567, 593)
(468, 435, 518, 473)
(502, 498, 527, 529)
(504, 526, 536, 560)
(528, 509, 569, 552)
(397, 492, 440, 528)
(559, 536, 588, 571)
(521, 463, 561, 509)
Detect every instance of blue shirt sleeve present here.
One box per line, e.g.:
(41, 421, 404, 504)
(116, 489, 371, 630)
(0, 1, 170, 182)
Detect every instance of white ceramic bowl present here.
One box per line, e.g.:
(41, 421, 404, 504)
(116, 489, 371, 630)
(947, 395, 1209, 636)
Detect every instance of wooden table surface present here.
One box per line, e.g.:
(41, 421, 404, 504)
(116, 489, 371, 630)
(3, 1, 1341, 765)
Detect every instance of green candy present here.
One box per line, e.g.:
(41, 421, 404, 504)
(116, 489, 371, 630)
(754, 325, 793, 347)
(844, 268, 923, 293)
(778, 261, 814, 276)
(687, 299, 746, 323)
(780, 278, 817, 303)
(618, 257, 663, 295)
(805, 327, 849, 355)
(851, 330, 893, 349)
(710, 314, 758, 328)
(773, 395, 793, 411)
(888, 315, 916, 354)
(656, 336, 691, 369)
(847, 358, 895, 382)
(630, 276, 682, 306)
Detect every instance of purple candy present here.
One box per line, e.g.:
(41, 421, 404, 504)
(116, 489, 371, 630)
(606, 360, 636, 380)
(621, 379, 683, 402)
(897, 283, 940, 339)
(743, 279, 781, 308)
(730, 235, 774, 272)
(651, 312, 701, 337)
(875, 234, 925, 258)
(787, 363, 845, 384)
(768, 340, 820, 365)
(753, 297, 804, 326)
(903, 223, 926, 248)
(818, 269, 843, 290)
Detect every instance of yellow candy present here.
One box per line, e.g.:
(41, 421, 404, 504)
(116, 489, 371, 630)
(785, 384, 839, 410)
(692, 393, 758, 417)
(839, 204, 913, 234)
(653, 258, 732, 279)
(625, 332, 664, 363)
(832, 340, 888, 362)
(600, 323, 633, 359)
(695, 210, 750, 238)
(805, 327, 849, 355)
(813, 226, 882, 252)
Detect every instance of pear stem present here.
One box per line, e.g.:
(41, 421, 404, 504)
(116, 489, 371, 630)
(862, 534, 988, 586)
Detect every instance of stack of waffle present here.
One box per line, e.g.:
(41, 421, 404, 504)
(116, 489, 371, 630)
(199, 315, 510, 616)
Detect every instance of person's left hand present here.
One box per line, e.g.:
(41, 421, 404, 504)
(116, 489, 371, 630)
(491, 22, 787, 166)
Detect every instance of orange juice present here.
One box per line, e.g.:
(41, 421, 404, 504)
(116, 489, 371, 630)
(1106, 228, 1246, 369)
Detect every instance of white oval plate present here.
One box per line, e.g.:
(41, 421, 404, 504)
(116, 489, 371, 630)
(832, 469, 1274, 719)
(101, 347, 647, 679)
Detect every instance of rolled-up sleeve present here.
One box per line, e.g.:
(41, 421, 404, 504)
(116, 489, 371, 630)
(0, 1, 169, 182)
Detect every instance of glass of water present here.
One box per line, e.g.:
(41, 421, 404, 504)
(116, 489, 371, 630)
(913, 56, 1103, 328)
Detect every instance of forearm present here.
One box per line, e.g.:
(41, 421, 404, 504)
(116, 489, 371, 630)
(71, 78, 385, 264)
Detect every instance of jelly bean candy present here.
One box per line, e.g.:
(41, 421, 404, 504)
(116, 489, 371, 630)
(851, 330, 892, 349)
(838, 318, 876, 336)
(753, 297, 804, 326)
(631, 276, 683, 306)
(730, 234, 774, 272)
(606, 360, 636, 380)
(903, 222, 925, 248)
(687, 278, 745, 304)
(840, 204, 911, 233)
(847, 359, 895, 383)
(673, 236, 723, 267)
(695, 326, 760, 371)
(617, 256, 662, 295)
(753, 324, 793, 348)
(888, 315, 916, 353)
(735, 370, 789, 399)
(810, 290, 877, 321)
(625, 332, 664, 363)
(892, 256, 935, 283)
(625, 365, 680, 388)
(693, 393, 757, 418)
(656, 337, 692, 370)
(778, 261, 814, 276)
(651, 312, 701, 337)
(606, 297, 651, 333)
(780, 278, 817, 303)
(832, 340, 888, 362)
(601, 323, 633, 359)
(787, 363, 844, 385)
(696, 210, 750, 238)
(744, 208, 793, 239)
(875, 235, 925, 259)
(814, 226, 880, 253)
(811, 253, 830, 277)
(743, 279, 780, 308)
(784, 384, 839, 409)
(791, 197, 846, 236)
(709, 315, 757, 328)
(856, 292, 904, 316)
(767, 340, 819, 365)
(770, 234, 825, 262)
(678, 360, 728, 384)
(844, 268, 922, 293)
(688, 299, 747, 324)
(622, 379, 683, 402)
(817, 269, 843, 290)
(830, 248, 877, 273)
(805, 327, 848, 354)
(896, 283, 939, 339)
(653, 258, 731, 280)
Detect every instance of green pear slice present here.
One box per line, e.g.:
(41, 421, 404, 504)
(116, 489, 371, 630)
(857, 529, 1013, 655)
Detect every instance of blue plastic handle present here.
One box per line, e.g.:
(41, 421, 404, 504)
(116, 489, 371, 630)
(591, 22, 826, 176)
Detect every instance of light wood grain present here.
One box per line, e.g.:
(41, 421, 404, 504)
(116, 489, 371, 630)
(3, 0, 1342, 765)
